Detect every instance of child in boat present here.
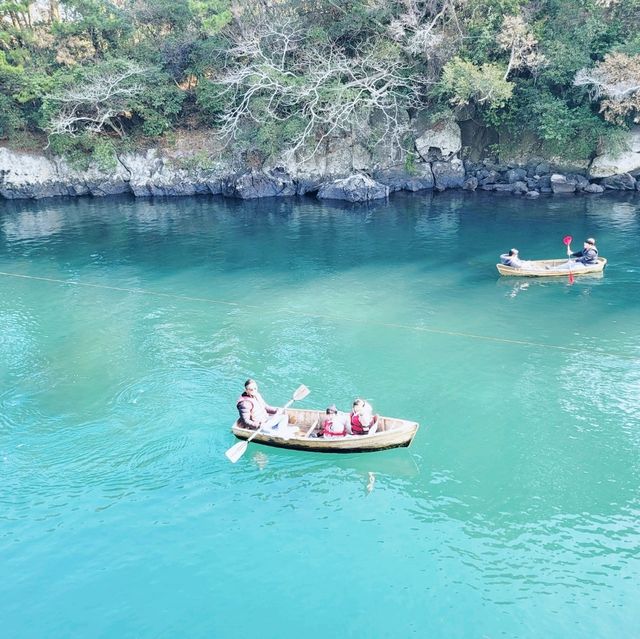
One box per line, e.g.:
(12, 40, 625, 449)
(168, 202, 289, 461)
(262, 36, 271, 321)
(349, 398, 377, 435)
(321, 405, 348, 437)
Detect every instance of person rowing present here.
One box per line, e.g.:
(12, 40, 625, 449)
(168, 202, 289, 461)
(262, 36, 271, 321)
(555, 237, 599, 270)
(568, 237, 599, 265)
(236, 379, 290, 434)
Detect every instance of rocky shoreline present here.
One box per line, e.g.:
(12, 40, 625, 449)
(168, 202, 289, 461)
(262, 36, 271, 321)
(2, 120, 640, 202)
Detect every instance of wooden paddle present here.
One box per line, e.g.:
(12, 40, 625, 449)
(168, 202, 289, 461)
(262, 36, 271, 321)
(304, 418, 319, 438)
(225, 384, 310, 463)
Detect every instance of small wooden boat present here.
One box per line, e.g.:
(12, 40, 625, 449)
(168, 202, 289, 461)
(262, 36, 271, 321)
(496, 257, 607, 277)
(231, 408, 419, 453)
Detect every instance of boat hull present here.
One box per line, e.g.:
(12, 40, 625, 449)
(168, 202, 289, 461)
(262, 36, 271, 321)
(496, 257, 607, 277)
(231, 408, 419, 453)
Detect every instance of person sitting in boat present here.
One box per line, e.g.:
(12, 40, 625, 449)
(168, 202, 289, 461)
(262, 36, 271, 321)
(321, 405, 348, 438)
(568, 238, 598, 265)
(554, 237, 599, 271)
(349, 398, 377, 435)
(499, 248, 536, 269)
(236, 379, 289, 433)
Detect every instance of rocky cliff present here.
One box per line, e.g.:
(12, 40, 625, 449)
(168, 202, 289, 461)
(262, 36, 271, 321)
(2, 120, 639, 202)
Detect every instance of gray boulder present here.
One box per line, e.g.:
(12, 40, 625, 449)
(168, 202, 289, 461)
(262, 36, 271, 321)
(589, 151, 640, 178)
(583, 183, 604, 194)
(374, 163, 434, 192)
(537, 175, 551, 190)
(317, 173, 389, 202)
(512, 181, 528, 195)
(550, 174, 576, 194)
(463, 177, 478, 191)
(566, 173, 589, 191)
(506, 168, 527, 183)
(535, 162, 551, 176)
(224, 168, 296, 199)
(601, 173, 637, 190)
(415, 120, 462, 162)
(432, 158, 465, 191)
(525, 190, 540, 198)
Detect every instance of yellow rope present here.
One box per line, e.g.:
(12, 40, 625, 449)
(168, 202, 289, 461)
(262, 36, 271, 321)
(0, 270, 636, 360)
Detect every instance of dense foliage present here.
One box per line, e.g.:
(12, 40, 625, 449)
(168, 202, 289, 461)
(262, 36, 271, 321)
(1, 0, 639, 162)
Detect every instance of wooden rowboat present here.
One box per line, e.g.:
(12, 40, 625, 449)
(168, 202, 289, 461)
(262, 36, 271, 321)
(231, 408, 419, 453)
(496, 257, 607, 277)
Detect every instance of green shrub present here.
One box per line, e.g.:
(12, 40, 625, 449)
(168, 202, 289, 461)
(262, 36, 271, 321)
(131, 70, 186, 137)
(92, 139, 118, 171)
(0, 92, 25, 137)
(195, 79, 227, 122)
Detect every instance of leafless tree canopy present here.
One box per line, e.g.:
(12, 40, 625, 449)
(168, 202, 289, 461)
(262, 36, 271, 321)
(575, 53, 640, 123)
(497, 15, 546, 81)
(46, 61, 147, 138)
(211, 14, 428, 158)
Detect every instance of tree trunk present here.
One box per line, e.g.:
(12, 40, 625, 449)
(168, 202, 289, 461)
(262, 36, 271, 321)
(50, 0, 61, 23)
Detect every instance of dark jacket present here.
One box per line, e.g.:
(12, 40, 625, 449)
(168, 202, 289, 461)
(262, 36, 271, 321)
(571, 246, 598, 264)
(236, 391, 277, 429)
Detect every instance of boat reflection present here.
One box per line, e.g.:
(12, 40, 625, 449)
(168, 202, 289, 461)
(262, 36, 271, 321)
(496, 271, 604, 297)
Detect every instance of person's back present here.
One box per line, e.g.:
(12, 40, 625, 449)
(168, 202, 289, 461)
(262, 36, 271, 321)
(350, 398, 374, 435)
(321, 405, 347, 437)
(500, 248, 524, 268)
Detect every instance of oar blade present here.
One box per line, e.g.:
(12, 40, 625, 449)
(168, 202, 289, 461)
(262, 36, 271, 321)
(225, 440, 248, 463)
(292, 384, 310, 401)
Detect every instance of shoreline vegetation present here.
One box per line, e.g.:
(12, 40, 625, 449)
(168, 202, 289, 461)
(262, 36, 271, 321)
(1, 1, 640, 201)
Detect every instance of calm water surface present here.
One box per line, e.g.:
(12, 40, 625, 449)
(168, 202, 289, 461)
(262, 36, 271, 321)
(1, 192, 639, 638)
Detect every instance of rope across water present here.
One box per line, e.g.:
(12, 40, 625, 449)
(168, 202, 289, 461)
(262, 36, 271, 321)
(0, 270, 635, 361)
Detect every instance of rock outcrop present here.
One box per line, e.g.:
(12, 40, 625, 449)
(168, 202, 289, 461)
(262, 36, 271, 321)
(2, 117, 640, 201)
(589, 126, 640, 178)
(415, 120, 462, 162)
(317, 174, 389, 202)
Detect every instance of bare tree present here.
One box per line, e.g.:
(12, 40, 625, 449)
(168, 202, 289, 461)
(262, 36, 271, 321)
(211, 15, 427, 159)
(46, 61, 147, 139)
(388, 0, 462, 78)
(575, 53, 640, 124)
(497, 15, 546, 81)
(49, 0, 60, 22)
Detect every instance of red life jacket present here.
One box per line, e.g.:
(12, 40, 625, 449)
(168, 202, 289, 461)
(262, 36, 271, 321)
(350, 412, 367, 434)
(351, 412, 379, 434)
(322, 417, 346, 437)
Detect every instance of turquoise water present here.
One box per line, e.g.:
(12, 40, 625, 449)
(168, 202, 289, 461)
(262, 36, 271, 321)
(1, 192, 639, 638)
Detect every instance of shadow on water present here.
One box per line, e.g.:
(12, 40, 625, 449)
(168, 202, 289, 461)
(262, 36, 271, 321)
(2, 190, 638, 283)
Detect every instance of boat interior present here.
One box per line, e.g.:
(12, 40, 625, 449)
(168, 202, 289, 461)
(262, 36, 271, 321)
(284, 408, 410, 436)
